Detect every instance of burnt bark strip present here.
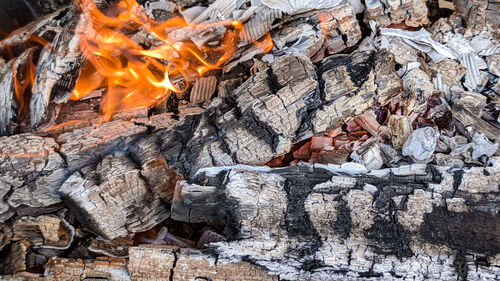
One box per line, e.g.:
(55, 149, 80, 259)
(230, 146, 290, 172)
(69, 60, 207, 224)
(30, 10, 84, 129)
(171, 161, 500, 280)
(159, 50, 403, 178)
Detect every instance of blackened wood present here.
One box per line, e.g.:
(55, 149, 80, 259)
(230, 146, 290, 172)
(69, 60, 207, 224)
(171, 161, 500, 280)
(159, 50, 402, 178)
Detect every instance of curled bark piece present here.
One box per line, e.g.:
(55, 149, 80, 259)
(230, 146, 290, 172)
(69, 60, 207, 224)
(239, 6, 282, 45)
(13, 215, 74, 250)
(29, 9, 84, 129)
(60, 152, 170, 240)
(171, 161, 500, 280)
(128, 245, 278, 280)
(0, 60, 16, 136)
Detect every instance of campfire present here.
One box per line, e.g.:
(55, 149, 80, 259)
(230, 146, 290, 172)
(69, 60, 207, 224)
(0, 0, 499, 280)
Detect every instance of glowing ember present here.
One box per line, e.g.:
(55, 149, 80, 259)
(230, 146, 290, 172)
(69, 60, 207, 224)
(73, 0, 272, 121)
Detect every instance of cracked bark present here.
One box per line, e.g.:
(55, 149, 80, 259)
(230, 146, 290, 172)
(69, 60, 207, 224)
(160, 50, 402, 178)
(169, 161, 500, 280)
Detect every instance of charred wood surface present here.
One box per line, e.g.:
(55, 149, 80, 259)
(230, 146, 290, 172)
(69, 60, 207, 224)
(159, 50, 403, 178)
(170, 161, 500, 280)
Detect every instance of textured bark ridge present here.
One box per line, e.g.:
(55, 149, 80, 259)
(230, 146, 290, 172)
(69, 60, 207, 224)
(160, 50, 403, 178)
(60, 152, 172, 240)
(171, 161, 500, 280)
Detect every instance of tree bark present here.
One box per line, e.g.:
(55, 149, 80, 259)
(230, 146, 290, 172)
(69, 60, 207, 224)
(170, 161, 500, 280)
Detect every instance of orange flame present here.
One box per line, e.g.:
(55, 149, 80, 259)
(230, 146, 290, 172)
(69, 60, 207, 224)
(72, 0, 271, 121)
(13, 52, 36, 115)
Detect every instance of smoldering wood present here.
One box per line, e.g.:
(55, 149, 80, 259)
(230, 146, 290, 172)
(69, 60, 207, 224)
(44, 257, 130, 281)
(158, 50, 403, 178)
(224, 1, 362, 72)
(29, 10, 84, 130)
(170, 161, 500, 280)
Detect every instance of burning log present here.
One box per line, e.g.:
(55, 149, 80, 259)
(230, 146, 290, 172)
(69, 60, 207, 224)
(29, 10, 85, 129)
(171, 161, 500, 280)
(160, 50, 402, 177)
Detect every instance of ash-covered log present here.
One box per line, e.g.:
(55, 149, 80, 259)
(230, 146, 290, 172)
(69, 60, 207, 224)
(170, 161, 500, 280)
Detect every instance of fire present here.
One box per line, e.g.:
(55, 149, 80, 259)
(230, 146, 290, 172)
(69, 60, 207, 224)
(73, 0, 271, 121)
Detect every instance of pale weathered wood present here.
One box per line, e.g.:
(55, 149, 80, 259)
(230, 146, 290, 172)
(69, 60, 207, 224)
(128, 245, 278, 281)
(365, 0, 430, 27)
(0, 60, 15, 136)
(170, 161, 500, 280)
(44, 257, 130, 281)
(59, 152, 170, 240)
(452, 105, 500, 142)
(0, 134, 68, 220)
(29, 9, 84, 129)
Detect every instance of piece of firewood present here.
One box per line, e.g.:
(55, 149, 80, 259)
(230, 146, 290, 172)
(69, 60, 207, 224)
(354, 111, 382, 137)
(0, 134, 68, 220)
(30, 9, 84, 129)
(12, 215, 74, 250)
(388, 115, 413, 150)
(159, 50, 403, 178)
(128, 245, 278, 281)
(189, 76, 217, 103)
(171, 160, 500, 280)
(452, 104, 500, 142)
(0, 59, 16, 136)
(60, 152, 170, 240)
(57, 120, 148, 172)
(44, 256, 129, 281)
